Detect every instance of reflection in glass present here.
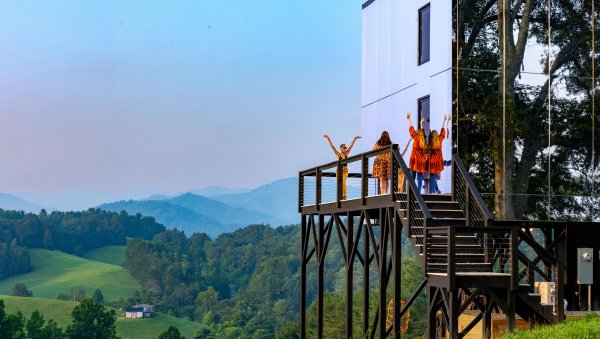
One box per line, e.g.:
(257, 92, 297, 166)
(453, 0, 600, 220)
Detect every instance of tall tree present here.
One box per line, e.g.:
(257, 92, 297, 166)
(456, 0, 600, 219)
(65, 299, 118, 339)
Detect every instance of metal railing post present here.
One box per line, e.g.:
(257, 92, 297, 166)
(337, 161, 342, 208)
(361, 155, 368, 205)
(510, 227, 518, 290)
(298, 175, 304, 213)
(316, 167, 322, 211)
(448, 227, 456, 290)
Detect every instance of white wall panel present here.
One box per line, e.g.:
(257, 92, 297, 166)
(361, 0, 453, 193)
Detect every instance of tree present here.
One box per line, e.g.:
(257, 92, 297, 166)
(0, 299, 25, 338)
(11, 282, 32, 297)
(65, 299, 118, 339)
(456, 0, 600, 219)
(68, 287, 86, 302)
(25, 310, 64, 339)
(157, 326, 185, 339)
(92, 289, 104, 304)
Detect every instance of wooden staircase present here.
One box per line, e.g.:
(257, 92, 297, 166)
(398, 191, 557, 325)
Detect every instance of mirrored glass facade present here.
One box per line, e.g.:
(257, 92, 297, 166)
(453, 0, 600, 221)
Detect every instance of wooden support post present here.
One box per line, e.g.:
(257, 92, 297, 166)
(363, 213, 370, 335)
(507, 290, 516, 333)
(378, 209, 388, 339)
(483, 293, 492, 339)
(449, 290, 459, 339)
(346, 213, 354, 339)
(556, 226, 566, 322)
(427, 286, 437, 339)
(393, 208, 402, 338)
(300, 215, 307, 339)
(317, 214, 324, 339)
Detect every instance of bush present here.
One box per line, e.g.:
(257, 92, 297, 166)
(11, 282, 32, 297)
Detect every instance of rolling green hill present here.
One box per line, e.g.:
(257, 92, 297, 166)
(84, 245, 127, 266)
(0, 249, 140, 300)
(1, 296, 204, 338)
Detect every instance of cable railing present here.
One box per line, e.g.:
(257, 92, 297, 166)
(392, 148, 432, 246)
(452, 155, 494, 228)
(424, 226, 518, 287)
(299, 145, 396, 210)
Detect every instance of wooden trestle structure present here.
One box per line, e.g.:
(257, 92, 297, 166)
(298, 144, 597, 338)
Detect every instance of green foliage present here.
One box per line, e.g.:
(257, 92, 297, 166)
(93, 289, 105, 304)
(1, 296, 203, 339)
(11, 282, 32, 297)
(157, 325, 185, 339)
(502, 314, 600, 339)
(0, 208, 164, 281)
(65, 298, 118, 339)
(0, 299, 26, 338)
(123, 224, 307, 337)
(25, 310, 65, 339)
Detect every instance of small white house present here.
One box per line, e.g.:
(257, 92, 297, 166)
(124, 304, 154, 319)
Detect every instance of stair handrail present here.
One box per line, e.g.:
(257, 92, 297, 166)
(392, 149, 433, 222)
(452, 154, 494, 227)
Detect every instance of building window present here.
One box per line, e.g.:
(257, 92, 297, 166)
(418, 4, 430, 65)
(418, 96, 430, 135)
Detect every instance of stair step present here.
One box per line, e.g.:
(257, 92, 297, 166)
(429, 218, 468, 227)
(427, 262, 493, 272)
(430, 210, 466, 218)
(426, 201, 462, 210)
(422, 194, 453, 202)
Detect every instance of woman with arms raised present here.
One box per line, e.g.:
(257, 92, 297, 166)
(428, 114, 450, 194)
(406, 112, 429, 192)
(324, 134, 361, 200)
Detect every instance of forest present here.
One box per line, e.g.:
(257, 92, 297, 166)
(122, 223, 425, 338)
(0, 208, 165, 280)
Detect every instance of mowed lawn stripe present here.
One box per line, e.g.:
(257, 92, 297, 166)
(0, 249, 140, 300)
(83, 245, 127, 266)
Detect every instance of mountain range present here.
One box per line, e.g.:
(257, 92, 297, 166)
(98, 178, 298, 237)
(2, 178, 298, 238)
(0, 193, 48, 213)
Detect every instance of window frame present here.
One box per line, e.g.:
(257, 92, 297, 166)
(418, 3, 431, 65)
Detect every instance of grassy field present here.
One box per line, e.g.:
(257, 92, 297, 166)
(502, 314, 600, 338)
(83, 245, 127, 266)
(0, 249, 140, 300)
(1, 296, 204, 338)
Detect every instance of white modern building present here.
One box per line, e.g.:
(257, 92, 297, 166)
(361, 0, 453, 192)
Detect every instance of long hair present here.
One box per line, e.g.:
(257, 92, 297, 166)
(377, 131, 392, 147)
(417, 129, 428, 149)
(429, 130, 441, 149)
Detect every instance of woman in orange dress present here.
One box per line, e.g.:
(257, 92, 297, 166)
(428, 115, 449, 194)
(406, 112, 429, 192)
(372, 131, 393, 194)
(324, 134, 361, 199)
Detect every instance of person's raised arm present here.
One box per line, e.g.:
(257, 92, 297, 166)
(347, 136, 361, 154)
(420, 116, 425, 130)
(406, 112, 414, 129)
(401, 139, 413, 157)
(324, 134, 340, 157)
(441, 114, 447, 131)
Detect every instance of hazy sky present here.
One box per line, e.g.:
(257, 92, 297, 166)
(0, 0, 364, 193)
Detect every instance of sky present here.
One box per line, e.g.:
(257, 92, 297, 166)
(0, 0, 364, 194)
